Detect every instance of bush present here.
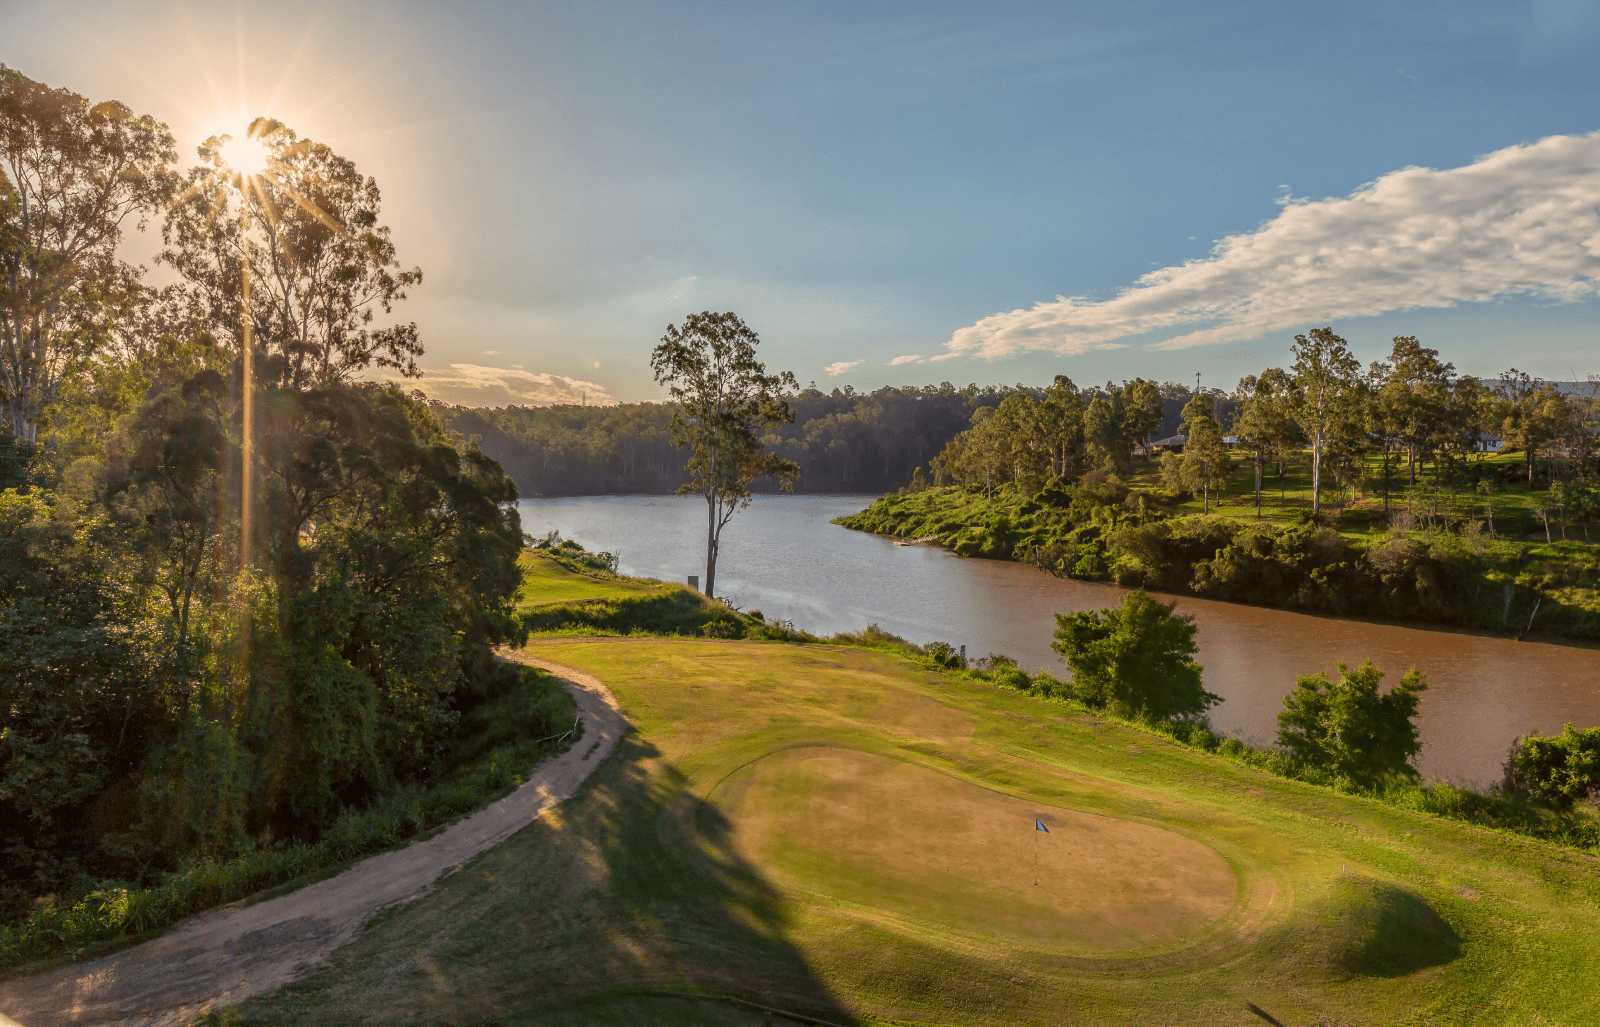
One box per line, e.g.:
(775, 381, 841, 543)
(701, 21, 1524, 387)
(1276, 661, 1427, 789)
(1503, 724, 1600, 807)
(1051, 590, 1219, 721)
(923, 641, 966, 670)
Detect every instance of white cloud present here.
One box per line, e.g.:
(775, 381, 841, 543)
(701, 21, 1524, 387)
(387, 364, 617, 407)
(942, 130, 1600, 359)
(888, 354, 925, 365)
(824, 360, 863, 376)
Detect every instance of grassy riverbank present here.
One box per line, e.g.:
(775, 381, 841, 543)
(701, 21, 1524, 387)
(214, 632, 1600, 1026)
(838, 456, 1600, 642)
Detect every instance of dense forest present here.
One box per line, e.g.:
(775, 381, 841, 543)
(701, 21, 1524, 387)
(0, 67, 565, 959)
(437, 381, 1210, 496)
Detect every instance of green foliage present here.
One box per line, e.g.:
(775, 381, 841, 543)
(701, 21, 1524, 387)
(650, 311, 799, 597)
(1503, 723, 1600, 807)
(922, 641, 967, 669)
(0, 665, 574, 969)
(1051, 590, 1219, 720)
(1276, 661, 1427, 788)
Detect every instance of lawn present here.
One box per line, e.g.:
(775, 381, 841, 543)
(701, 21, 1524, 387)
(220, 634, 1600, 1026)
(514, 551, 660, 609)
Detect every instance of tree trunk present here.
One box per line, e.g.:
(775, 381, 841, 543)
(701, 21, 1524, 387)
(1310, 435, 1323, 516)
(1254, 450, 1263, 518)
(1407, 445, 1416, 487)
(704, 492, 719, 596)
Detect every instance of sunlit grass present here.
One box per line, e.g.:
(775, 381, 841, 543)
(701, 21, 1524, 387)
(514, 551, 659, 610)
(224, 637, 1600, 1026)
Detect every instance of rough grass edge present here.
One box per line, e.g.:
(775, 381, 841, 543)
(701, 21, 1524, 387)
(955, 661, 1600, 857)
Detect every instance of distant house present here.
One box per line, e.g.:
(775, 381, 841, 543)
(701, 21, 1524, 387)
(1147, 433, 1187, 454)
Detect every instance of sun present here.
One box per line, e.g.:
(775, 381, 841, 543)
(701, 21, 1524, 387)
(221, 132, 269, 178)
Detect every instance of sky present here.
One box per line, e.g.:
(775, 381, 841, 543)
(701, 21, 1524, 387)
(5, 1, 1600, 405)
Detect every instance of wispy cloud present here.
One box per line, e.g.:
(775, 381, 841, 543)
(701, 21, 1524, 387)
(888, 354, 925, 366)
(824, 360, 863, 376)
(387, 363, 617, 407)
(942, 131, 1600, 359)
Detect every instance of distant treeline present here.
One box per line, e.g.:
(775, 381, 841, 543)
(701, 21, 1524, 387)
(436, 382, 1207, 497)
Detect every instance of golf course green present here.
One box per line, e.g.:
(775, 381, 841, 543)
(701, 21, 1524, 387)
(221, 568, 1600, 1026)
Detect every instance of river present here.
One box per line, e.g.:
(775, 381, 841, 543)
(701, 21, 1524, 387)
(518, 494, 1600, 786)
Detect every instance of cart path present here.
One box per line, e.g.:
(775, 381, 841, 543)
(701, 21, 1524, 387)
(0, 654, 624, 1027)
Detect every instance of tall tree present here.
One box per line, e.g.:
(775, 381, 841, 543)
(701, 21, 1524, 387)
(1231, 369, 1295, 516)
(1037, 374, 1085, 478)
(1290, 327, 1363, 517)
(0, 66, 176, 442)
(1120, 378, 1165, 462)
(1495, 369, 1568, 486)
(1176, 394, 1230, 513)
(1383, 336, 1454, 486)
(651, 311, 798, 597)
(160, 118, 422, 390)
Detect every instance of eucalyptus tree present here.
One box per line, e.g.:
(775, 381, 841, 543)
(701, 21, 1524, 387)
(1176, 394, 1230, 513)
(1037, 373, 1085, 478)
(1290, 327, 1363, 516)
(1232, 369, 1296, 516)
(160, 117, 422, 391)
(1495, 369, 1569, 486)
(1384, 336, 1454, 486)
(1120, 378, 1165, 463)
(0, 66, 177, 443)
(651, 311, 798, 598)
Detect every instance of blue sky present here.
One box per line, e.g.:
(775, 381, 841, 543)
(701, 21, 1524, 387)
(6, 1, 1600, 403)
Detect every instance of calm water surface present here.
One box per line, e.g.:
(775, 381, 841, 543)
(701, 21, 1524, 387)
(519, 494, 1600, 785)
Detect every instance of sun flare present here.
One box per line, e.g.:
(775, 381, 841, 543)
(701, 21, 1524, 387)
(221, 132, 269, 178)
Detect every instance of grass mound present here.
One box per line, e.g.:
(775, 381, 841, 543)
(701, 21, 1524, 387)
(1262, 875, 1462, 980)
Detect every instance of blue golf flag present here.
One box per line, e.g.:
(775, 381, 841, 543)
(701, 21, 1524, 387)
(1035, 818, 1050, 833)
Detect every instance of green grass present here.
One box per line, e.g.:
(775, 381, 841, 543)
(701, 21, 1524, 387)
(219, 636, 1600, 1027)
(1137, 448, 1576, 543)
(515, 551, 659, 609)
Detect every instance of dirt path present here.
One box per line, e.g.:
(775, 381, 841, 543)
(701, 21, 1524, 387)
(0, 656, 625, 1027)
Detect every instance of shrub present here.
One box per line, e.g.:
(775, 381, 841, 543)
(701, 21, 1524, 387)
(923, 641, 966, 670)
(1276, 661, 1427, 789)
(1503, 724, 1600, 807)
(1051, 590, 1219, 720)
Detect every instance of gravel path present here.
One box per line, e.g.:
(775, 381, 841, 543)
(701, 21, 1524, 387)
(0, 655, 624, 1027)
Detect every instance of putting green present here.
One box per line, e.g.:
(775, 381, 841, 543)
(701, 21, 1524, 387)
(713, 746, 1236, 952)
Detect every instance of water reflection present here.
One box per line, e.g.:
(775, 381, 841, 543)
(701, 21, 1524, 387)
(519, 494, 1600, 785)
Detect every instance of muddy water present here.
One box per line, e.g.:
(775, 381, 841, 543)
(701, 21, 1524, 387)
(519, 494, 1600, 785)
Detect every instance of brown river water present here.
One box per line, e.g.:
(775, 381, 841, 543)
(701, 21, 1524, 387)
(519, 494, 1600, 786)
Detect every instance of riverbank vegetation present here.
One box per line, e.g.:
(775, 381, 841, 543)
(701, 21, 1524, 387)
(840, 332, 1600, 641)
(0, 68, 568, 966)
(219, 635, 1600, 1026)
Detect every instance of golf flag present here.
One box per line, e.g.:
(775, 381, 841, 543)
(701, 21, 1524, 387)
(1035, 818, 1050, 833)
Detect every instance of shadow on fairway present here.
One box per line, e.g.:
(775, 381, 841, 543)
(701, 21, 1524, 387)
(226, 732, 859, 1026)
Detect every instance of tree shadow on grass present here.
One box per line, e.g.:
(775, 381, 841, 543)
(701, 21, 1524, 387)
(236, 732, 858, 1026)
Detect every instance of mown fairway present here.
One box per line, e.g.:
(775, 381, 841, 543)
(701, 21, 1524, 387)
(222, 631, 1600, 1025)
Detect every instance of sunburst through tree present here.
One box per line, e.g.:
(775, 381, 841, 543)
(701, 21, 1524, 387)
(166, 116, 422, 566)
